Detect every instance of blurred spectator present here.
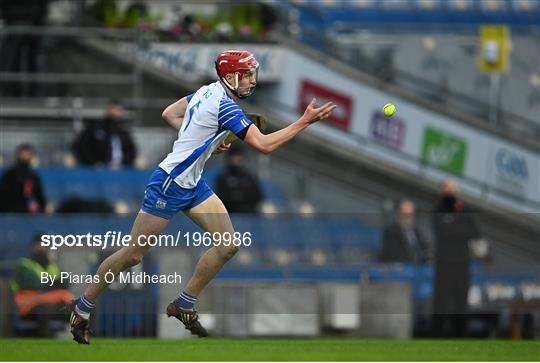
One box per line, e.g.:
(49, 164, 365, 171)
(379, 200, 429, 264)
(374, 47, 396, 82)
(259, 2, 278, 36)
(432, 179, 481, 337)
(72, 99, 137, 168)
(88, 0, 118, 27)
(216, 146, 263, 213)
(237, 24, 253, 42)
(0, 0, 49, 96)
(85, 1, 271, 42)
(214, 21, 234, 42)
(124, 1, 148, 28)
(179, 14, 202, 40)
(10, 234, 73, 336)
(0, 144, 46, 213)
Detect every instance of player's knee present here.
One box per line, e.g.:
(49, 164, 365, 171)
(124, 252, 144, 268)
(217, 244, 239, 261)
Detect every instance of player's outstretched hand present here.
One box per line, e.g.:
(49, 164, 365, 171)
(301, 98, 337, 125)
(213, 143, 231, 154)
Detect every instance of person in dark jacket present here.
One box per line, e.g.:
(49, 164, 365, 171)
(72, 99, 137, 168)
(0, 144, 46, 213)
(380, 200, 429, 264)
(432, 179, 480, 337)
(216, 146, 262, 213)
(0, 0, 49, 96)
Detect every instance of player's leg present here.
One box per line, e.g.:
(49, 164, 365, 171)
(81, 166, 177, 303)
(84, 211, 169, 301)
(166, 193, 237, 337)
(182, 194, 237, 296)
(68, 211, 169, 344)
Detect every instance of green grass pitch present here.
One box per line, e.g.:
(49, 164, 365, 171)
(0, 338, 538, 361)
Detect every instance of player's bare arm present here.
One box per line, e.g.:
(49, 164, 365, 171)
(162, 97, 188, 130)
(244, 98, 336, 154)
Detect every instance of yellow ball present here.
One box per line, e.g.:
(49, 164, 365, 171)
(383, 103, 396, 117)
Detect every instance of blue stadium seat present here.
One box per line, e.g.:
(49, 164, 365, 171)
(277, 0, 540, 31)
(0, 167, 287, 212)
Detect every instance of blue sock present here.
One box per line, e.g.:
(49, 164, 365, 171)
(174, 291, 197, 310)
(75, 294, 95, 319)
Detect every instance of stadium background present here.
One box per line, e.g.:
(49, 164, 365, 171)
(0, 0, 539, 359)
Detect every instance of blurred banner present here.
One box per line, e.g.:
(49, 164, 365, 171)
(298, 80, 353, 131)
(119, 43, 284, 83)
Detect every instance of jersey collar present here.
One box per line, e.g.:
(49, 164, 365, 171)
(218, 81, 234, 101)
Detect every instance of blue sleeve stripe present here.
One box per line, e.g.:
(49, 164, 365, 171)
(219, 113, 241, 126)
(219, 105, 240, 113)
(221, 114, 241, 128)
(218, 108, 243, 119)
(187, 93, 194, 102)
(218, 105, 241, 117)
(219, 103, 240, 112)
(219, 102, 238, 110)
(219, 100, 238, 106)
(218, 109, 242, 123)
(229, 120, 252, 136)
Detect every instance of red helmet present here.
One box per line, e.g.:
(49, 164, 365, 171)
(215, 50, 259, 98)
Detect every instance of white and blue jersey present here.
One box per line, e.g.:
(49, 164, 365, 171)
(142, 81, 253, 218)
(159, 80, 252, 189)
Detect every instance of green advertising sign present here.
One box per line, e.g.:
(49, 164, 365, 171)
(421, 127, 467, 175)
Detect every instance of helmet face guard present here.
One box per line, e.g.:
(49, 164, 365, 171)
(215, 50, 259, 99)
(227, 67, 258, 99)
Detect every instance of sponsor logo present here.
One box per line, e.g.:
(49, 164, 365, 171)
(369, 111, 406, 149)
(298, 80, 353, 131)
(421, 127, 467, 175)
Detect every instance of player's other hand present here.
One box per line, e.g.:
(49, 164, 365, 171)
(301, 98, 337, 125)
(213, 143, 231, 154)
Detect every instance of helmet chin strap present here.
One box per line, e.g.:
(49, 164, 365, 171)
(222, 73, 254, 99)
(222, 73, 238, 93)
